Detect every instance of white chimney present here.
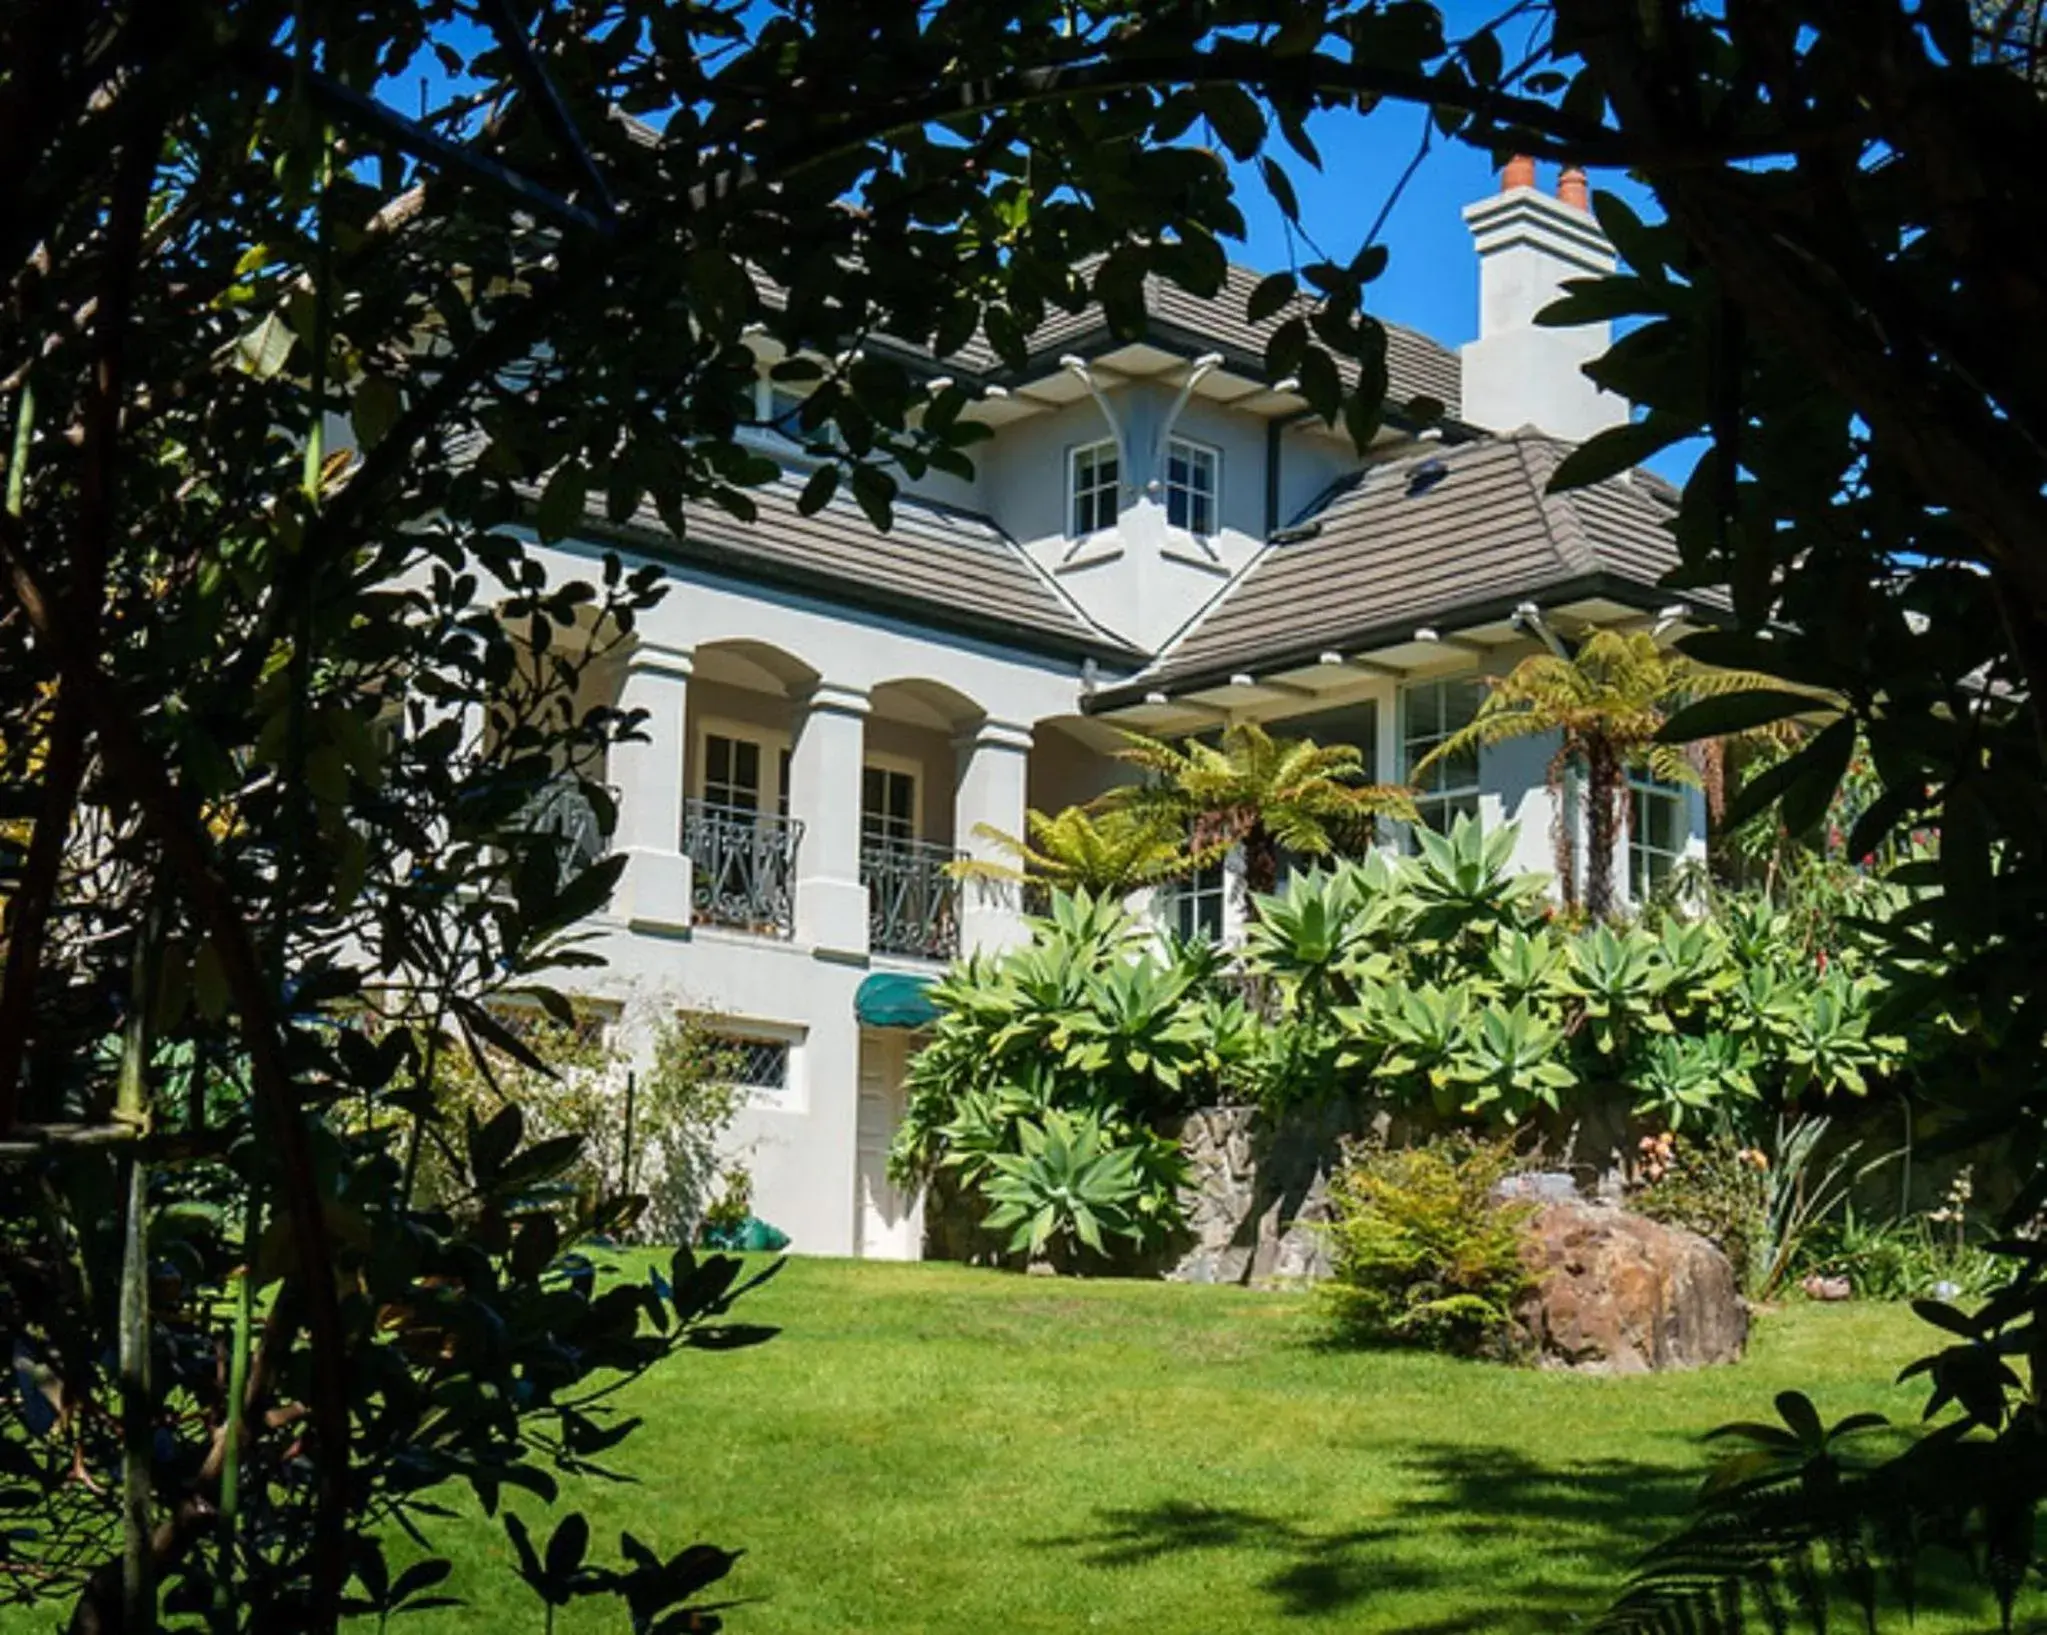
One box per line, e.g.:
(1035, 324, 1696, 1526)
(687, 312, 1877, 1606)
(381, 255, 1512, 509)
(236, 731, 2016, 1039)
(1459, 160, 1628, 443)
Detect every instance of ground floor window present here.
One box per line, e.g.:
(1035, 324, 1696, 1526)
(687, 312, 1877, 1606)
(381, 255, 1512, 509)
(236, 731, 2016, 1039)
(706, 1030, 796, 1107)
(1162, 858, 1229, 943)
(1400, 677, 1485, 837)
(1628, 777, 1687, 901)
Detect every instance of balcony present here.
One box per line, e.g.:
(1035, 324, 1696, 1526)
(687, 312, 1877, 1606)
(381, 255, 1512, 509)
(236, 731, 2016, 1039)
(684, 798, 802, 938)
(519, 777, 613, 885)
(864, 838, 964, 961)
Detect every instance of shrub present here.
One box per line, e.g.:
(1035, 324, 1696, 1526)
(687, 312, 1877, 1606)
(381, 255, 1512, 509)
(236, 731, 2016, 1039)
(432, 1009, 741, 1243)
(1633, 1116, 1881, 1300)
(890, 892, 1249, 1267)
(1322, 1136, 1538, 1358)
(1241, 815, 1909, 1135)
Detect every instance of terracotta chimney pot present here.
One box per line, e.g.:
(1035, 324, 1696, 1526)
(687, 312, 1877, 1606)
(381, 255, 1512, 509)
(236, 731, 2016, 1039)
(1558, 166, 1590, 211)
(1503, 154, 1537, 192)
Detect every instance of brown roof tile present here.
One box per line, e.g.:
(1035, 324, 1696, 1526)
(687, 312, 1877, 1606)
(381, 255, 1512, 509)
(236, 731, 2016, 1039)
(1097, 431, 1708, 702)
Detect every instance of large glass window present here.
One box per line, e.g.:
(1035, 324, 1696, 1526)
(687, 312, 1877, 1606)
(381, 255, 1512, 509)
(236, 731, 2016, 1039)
(1400, 678, 1485, 835)
(1165, 439, 1218, 537)
(702, 733, 762, 815)
(861, 765, 918, 849)
(1069, 440, 1120, 537)
(1629, 777, 1687, 901)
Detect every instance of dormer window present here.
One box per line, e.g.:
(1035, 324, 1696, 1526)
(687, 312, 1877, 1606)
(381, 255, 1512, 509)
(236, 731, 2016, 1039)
(1069, 440, 1120, 537)
(1166, 438, 1218, 538)
(753, 378, 840, 449)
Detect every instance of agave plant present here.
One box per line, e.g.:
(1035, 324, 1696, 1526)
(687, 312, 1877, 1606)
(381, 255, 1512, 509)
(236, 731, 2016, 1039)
(1342, 983, 1474, 1112)
(1569, 923, 1674, 1056)
(1632, 1033, 1758, 1131)
(1486, 928, 1574, 1006)
(1648, 916, 1737, 1023)
(1452, 1001, 1580, 1117)
(1242, 865, 1390, 1011)
(1776, 972, 1903, 1098)
(978, 1109, 1189, 1263)
(1057, 957, 1208, 1096)
(1405, 814, 1549, 951)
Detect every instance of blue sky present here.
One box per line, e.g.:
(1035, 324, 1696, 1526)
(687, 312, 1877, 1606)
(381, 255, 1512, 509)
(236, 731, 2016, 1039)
(403, 7, 1680, 465)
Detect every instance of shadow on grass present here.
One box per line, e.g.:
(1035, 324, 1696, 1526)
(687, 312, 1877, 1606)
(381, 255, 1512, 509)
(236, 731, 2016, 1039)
(1042, 1442, 1699, 1628)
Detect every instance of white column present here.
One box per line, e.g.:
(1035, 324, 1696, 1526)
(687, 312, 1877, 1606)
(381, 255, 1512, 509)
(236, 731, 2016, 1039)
(790, 680, 871, 958)
(609, 642, 693, 934)
(954, 719, 1034, 955)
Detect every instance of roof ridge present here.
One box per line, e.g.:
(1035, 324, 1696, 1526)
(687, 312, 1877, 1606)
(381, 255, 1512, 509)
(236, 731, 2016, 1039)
(1513, 434, 1601, 576)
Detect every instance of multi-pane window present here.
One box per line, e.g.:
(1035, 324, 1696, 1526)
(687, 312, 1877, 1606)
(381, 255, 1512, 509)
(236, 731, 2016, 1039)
(1165, 438, 1218, 537)
(708, 1032, 792, 1100)
(1164, 860, 1229, 944)
(702, 733, 762, 815)
(1629, 777, 1687, 901)
(1401, 678, 1486, 835)
(861, 766, 918, 849)
(1069, 440, 1120, 537)
(765, 385, 806, 438)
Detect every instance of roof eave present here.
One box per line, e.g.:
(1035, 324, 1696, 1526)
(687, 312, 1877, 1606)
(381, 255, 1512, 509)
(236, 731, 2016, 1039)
(554, 507, 1146, 667)
(1084, 571, 1727, 713)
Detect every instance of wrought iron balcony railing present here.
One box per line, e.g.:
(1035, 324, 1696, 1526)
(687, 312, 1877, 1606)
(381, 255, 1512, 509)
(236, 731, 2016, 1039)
(863, 838, 964, 961)
(518, 777, 613, 886)
(684, 799, 802, 938)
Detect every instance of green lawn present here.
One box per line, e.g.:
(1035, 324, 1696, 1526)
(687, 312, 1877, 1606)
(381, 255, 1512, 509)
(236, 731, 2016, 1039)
(4, 1260, 2009, 1633)
(409, 1259, 1990, 1634)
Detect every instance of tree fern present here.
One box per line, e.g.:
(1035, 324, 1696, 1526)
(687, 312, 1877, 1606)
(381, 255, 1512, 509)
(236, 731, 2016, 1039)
(1413, 631, 1790, 918)
(1101, 722, 1417, 896)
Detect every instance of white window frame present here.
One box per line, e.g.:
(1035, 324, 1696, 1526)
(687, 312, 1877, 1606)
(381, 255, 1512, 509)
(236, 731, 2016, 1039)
(1399, 676, 1486, 840)
(1164, 436, 1220, 541)
(1160, 856, 1230, 945)
(1627, 774, 1688, 903)
(748, 375, 841, 451)
(860, 754, 923, 849)
(696, 1018, 805, 1112)
(1068, 438, 1121, 540)
(695, 718, 792, 819)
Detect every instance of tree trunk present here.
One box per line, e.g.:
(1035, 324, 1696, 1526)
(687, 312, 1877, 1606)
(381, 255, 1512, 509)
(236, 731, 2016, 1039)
(1585, 737, 1622, 921)
(1243, 828, 1281, 901)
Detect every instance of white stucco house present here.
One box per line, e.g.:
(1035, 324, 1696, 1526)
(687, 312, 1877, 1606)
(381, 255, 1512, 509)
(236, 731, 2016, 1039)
(517, 164, 1712, 1258)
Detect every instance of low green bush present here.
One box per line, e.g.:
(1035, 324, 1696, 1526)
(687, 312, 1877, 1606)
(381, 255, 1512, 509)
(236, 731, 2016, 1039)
(1795, 1168, 2006, 1303)
(1322, 1136, 1538, 1358)
(1246, 816, 1908, 1131)
(890, 893, 1239, 1268)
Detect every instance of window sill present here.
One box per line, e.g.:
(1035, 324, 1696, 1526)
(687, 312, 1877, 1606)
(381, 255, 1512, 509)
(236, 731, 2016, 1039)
(1056, 537, 1125, 573)
(1160, 539, 1230, 574)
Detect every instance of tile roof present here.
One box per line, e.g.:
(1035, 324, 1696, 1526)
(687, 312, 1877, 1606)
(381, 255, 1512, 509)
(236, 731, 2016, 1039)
(992, 261, 1461, 419)
(758, 259, 1462, 420)
(1095, 432, 1705, 701)
(588, 475, 1138, 662)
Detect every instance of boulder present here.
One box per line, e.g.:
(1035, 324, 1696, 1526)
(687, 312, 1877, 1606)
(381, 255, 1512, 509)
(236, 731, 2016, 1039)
(1517, 1200, 1748, 1374)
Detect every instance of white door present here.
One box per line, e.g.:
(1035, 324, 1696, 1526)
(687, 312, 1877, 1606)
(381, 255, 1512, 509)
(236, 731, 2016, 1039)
(855, 1029, 919, 1260)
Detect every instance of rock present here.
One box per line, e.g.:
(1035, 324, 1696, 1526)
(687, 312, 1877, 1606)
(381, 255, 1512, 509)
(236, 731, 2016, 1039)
(1494, 1171, 1580, 1205)
(1517, 1200, 1748, 1374)
(1801, 1273, 1852, 1302)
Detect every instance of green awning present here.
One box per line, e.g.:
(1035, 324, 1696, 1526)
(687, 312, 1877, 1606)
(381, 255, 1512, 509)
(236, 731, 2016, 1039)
(856, 972, 941, 1030)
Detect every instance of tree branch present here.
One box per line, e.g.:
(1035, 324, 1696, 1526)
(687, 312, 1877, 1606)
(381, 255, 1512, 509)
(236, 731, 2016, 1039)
(0, 110, 162, 1134)
(0, 517, 353, 1635)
